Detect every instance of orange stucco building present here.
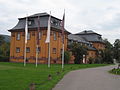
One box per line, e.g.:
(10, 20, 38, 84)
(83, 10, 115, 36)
(68, 30, 105, 63)
(8, 13, 70, 64)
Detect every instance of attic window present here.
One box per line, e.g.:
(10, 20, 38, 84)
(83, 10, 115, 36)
(53, 20, 59, 26)
(98, 36, 101, 40)
(28, 21, 32, 26)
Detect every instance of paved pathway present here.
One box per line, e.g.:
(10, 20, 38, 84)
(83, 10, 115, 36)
(53, 65, 120, 90)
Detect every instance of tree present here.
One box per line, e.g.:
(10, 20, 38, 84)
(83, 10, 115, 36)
(97, 39, 113, 64)
(64, 51, 70, 64)
(0, 35, 5, 46)
(69, 43, 87, 64)
(0, 42, 10, 56)
(0, 35, 10, 62)
(113, 39, 120, 63)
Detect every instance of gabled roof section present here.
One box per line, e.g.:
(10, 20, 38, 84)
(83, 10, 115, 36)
(68, 34, 90, 44)
(75, 30, 104, 43)
(8, 12, 70, 34)
(68, 34, 97, 51)
(19, 12, 62, 21)
(76, 30, 101, 36)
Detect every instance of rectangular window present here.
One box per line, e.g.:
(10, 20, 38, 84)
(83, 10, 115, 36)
(26, 47, 30, 53)
(36, 47, 41, 53)
(16, 47, 20, 53)
(28, 21, 32, 26)
(53, 48, 56, 54)
(27, 32, 30, 40)
(16, 33, 20, 40)
(60, 49, 63, 54)
(39, 32, 42, 39)
(53, 32, 57, 40)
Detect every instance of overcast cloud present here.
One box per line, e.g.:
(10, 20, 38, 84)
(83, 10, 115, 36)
(0, 0, 120, 43)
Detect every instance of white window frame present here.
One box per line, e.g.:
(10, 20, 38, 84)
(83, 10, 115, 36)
(39, 32, 42, 40)
(16, 47, 20, 53)
(16, 33, 20, 40)
(26, 47, 30, 53)
(53, 32, 57, 40)
(27, 32, 30, 40)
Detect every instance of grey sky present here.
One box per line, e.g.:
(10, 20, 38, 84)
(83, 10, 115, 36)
(0, 0, 120, 43)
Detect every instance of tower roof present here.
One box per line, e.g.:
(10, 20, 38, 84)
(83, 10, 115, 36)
(75, 30, 104, 43)
(75, 30, 101, 36)
(8, 12, 70, 34)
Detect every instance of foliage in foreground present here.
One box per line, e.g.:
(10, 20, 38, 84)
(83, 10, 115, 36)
(68, 43, 87, 64)
(0, 35, 10, 61)
(0, 62, 109, 90)
(113, 39, 120, 63)
(64, 51, 71, 64)
(109, 68, 120, 75)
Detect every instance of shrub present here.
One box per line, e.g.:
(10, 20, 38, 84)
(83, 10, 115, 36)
(64, 51, 70, 64)
(0, 56, 9, 62)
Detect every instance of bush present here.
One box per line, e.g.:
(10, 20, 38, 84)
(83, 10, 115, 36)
(0, 56, 9, 62)
(64, 51, 70, 64)
(94, 57, 102, 64)
(88, 57, 94, 64)
(109, 68, 120, 75)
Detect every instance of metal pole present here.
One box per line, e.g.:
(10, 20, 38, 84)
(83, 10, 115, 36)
(48, 43, 51, 68)
(36, 45, 38, 67)
(62, 44, 64, 69)
(24, 43, 26, 66)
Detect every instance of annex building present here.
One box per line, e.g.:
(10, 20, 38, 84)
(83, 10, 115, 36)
(68, 30, 105, 63)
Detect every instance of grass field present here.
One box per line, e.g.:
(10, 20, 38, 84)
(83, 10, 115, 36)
(0, 62, 109, 90)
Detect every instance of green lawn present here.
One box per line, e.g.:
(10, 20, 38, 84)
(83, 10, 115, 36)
(0, 62, 109, 90)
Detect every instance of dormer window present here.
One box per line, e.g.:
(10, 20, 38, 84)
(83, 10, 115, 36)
(28, 21, 32, 26)
(98, 36, 102, 40)
(53, 20, 59, 26)
(51, 20, 53, 24)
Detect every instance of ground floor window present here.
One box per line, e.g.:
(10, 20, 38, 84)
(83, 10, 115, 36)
(36, 47, 41, 53)
(53, 48, 56, 54)
(26, 47, 30, 53)
(16, 47, 20, 53)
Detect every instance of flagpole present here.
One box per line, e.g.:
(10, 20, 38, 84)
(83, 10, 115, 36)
(36, 45, 38, 67)
(61, 10, 65, 69)
(24, 42, 26, 66)
(62, 43, 64, 69)
(48, 12, 51, 68)
(48, 42, 50, 68)
(36, 16, 40, 67)
(24, 16, 28, 66)
(45, 12, 51, 68)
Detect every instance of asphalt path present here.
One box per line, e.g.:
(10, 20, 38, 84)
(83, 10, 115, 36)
(53, 65, 120, 90)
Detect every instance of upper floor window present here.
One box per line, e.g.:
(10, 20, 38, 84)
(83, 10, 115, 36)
(60, 49, 63, 54)
(27, 32, 30, 40)
(16, 33, 20, 40)
(53, 32, 57, 40)
(28, 21, 32, 26)
(16, 47, 20, 53)
(36, 47, 41, 53)
(26, 47, 30, 53)
(39, 31, 42, 39)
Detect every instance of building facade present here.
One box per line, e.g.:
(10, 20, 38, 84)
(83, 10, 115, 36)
(68, 30, 105, 63)
(8, 13, 70, 64)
